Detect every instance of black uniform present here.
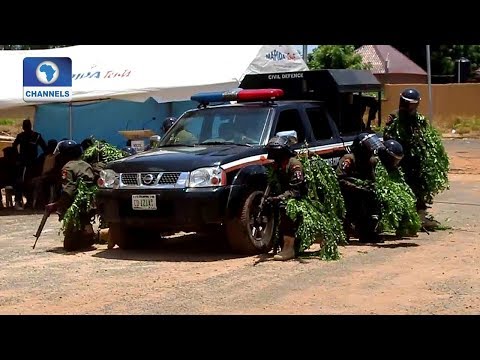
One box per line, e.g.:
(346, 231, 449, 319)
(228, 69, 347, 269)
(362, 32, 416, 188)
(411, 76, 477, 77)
(336, 145, 381, 243)
(47, 140, 96, 251)
(384, 110, 429, 210)
(270, 157, 308, 237)
(57, 159, 96, 216)
(12, 124, 47, 205)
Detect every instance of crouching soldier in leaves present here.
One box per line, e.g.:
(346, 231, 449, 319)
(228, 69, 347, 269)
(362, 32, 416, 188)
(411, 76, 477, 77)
(336, 133, 384, 243)
(377, 139, 404, 173)
(264, 136, 308, 261)
(45, 140, 96, 251)
(384, 88, 449, 230)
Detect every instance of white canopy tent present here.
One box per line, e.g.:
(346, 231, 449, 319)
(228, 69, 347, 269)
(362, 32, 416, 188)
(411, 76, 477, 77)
(0, 45, 309, 117)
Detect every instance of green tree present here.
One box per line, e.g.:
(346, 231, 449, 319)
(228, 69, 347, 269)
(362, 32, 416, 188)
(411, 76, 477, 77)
(308, 45, 372, 70)
(392, 44, 480, 76)
(430, 45, 480, 75)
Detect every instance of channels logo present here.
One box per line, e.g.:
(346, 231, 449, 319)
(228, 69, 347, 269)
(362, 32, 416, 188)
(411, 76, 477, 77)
(23, 57, 72, 102)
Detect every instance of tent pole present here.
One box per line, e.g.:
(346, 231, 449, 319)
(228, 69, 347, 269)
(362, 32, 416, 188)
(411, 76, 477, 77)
(302, 45, 308, 63)
(426, 45, 433, 124)
(69, 102, 73, 139)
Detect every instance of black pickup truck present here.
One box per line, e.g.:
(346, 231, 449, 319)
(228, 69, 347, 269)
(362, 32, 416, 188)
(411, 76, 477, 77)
(96, 69, 383, 254)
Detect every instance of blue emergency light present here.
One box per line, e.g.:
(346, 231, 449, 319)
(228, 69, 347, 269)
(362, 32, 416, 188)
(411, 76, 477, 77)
(191, 88, 284, 105)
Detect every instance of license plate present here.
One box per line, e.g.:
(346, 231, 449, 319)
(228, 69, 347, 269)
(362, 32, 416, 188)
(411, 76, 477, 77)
(132, 195, 157, 210)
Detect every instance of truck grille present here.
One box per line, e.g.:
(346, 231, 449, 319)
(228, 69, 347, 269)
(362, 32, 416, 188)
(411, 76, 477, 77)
(118, 172, 188, 189)
(159, 173, 180, 184)
(121, 173, 138, 186)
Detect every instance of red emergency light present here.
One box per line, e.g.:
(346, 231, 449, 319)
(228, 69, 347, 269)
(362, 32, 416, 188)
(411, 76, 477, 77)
(236, 89, 284, 102)
(191, 88, 284, 105)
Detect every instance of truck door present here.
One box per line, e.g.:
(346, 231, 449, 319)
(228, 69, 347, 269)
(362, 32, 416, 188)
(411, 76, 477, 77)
(301, 104, 346, 167)
(270, 107, 312, 152)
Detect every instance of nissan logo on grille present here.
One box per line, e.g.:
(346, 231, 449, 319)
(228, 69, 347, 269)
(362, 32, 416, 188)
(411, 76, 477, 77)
(142, 174, 155, 185)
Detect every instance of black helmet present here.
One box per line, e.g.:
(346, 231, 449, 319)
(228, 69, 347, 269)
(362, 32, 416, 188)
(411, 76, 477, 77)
(400, 88, 421, 103)
(399, 88, 421, 115)
(53, 139, 82, 159)
(162, 117, 176, 133)
(379, 139, 404, 170)
(352, 132, 385, 157)
(266, 136, 295, 160)
(122, 146, 137, 156)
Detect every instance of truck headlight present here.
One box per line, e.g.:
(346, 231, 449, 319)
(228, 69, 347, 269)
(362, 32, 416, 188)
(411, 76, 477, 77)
(188, 167, 226, 188)
(98, 169, 119, 188)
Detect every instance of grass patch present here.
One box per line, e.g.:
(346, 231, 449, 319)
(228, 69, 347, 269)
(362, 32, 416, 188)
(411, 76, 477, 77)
(377, 114, 480, 137)
(0, 118, 24, 137)
(0, 119, 15, 126)
(434, 115, 480, 136)
(452, 116, 480, 133)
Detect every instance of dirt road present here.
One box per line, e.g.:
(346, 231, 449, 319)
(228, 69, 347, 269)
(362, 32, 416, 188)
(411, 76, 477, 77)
(1, 139, 479, 314)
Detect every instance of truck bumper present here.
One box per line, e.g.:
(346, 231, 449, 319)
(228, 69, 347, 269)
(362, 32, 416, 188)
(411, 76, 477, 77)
(96, 186, 232, 231)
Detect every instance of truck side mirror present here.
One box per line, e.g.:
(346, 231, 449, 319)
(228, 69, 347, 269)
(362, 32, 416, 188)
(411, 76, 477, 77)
(149, 135, 161, 148)
(276, 130, 298, 145)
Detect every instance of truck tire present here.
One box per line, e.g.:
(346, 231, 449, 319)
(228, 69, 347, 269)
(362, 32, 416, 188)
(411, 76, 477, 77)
(109, 223, 135, 250)
(226, 190, 274, 255)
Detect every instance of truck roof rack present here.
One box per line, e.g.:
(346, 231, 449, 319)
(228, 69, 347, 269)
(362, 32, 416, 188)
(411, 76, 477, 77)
(239, 69, 382, 101)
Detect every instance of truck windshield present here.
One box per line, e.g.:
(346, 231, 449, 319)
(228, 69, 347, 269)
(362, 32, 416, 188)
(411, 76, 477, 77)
(160, 106, 271, 147)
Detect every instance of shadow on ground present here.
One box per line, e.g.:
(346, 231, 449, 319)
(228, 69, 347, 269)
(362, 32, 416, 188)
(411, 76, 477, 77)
(0, 208, 44, 216)
(345, 234, 420, 249)
(91, 233, 245, 262)
(46, 246, 98, 255)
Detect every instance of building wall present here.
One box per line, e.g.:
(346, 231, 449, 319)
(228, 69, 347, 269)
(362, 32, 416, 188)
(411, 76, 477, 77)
(381, 83, 480, 126)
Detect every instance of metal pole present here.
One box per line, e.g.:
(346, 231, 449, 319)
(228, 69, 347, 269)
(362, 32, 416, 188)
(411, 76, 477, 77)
(426, 45, 433, 124)
(302, 45, 308, 63)
(69, 103, 73, 139)
(457, 59, 461, 83)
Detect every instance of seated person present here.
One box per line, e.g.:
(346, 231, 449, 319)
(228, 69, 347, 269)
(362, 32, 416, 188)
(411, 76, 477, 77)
(0, 147, 17, 208)
(31, 140, 62, 209)
(204, 122, 257, 145)
(171, 125, 197, 145)
(218, 122, 235, 142)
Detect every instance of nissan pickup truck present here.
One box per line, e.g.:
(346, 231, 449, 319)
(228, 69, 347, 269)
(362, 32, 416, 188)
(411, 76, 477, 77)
(95, 69, 383, 254)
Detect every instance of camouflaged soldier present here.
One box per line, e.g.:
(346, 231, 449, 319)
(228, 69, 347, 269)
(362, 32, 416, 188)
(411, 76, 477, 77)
(383, 88, 441, 230)
(45, 140, 96, 251)
(336, 133, 384, 243)
(264, 135, 307, 261)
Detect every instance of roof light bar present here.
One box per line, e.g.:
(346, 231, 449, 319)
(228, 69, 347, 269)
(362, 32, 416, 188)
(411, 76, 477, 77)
(191, 88, 284, 105)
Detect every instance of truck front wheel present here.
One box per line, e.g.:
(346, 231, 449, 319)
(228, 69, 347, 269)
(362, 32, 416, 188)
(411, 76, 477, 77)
(226, 190, 274, 255)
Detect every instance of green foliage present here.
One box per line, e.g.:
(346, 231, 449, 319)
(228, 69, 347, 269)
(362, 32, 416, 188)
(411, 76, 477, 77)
(431, 45, 480, 76)
(350, 163, 421, 236)
(268, 149, 347, 260)
(82, 138, 129, 164)
(374, 163, 421, 236)
(61, 139, 128, 236)
(60, 178, 97, 235)
(452, 116, 480, 134)
(392, 45, 480, 77)
(384, 114, 450, 204)
(308, 45, 372, 70)
(0, 119, 14, 125)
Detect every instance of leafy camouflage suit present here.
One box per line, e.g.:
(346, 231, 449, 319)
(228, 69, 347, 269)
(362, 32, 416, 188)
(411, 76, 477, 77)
(270, 157, 308, 238)
(336, 152, 381, 243)
(384, 110, 430, 211)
